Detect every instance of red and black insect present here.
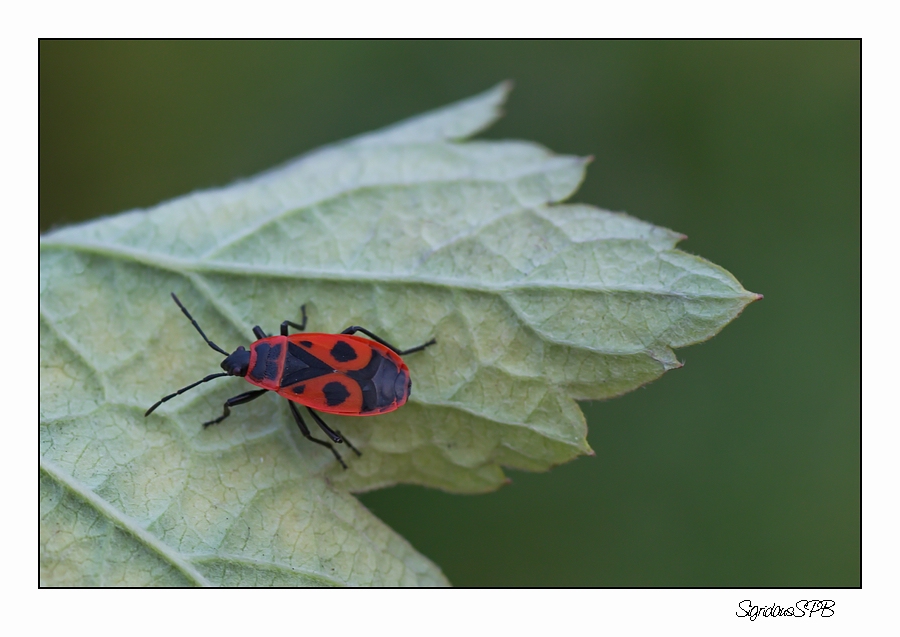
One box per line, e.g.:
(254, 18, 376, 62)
(145, 294, 436, 468)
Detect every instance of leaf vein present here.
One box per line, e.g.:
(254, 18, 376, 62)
(40, 457, 213, 587)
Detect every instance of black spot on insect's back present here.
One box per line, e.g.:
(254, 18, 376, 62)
(299, 340, 312, 347)
(330, 340, 358, 362)
(323, 381, 351, 407)
(291, 385, 305, 395)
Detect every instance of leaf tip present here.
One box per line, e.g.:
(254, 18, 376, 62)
(738, 291, 764, 309)
(487, 80, 514, 120)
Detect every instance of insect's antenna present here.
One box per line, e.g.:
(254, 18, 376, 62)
(170, 293, 229, 356)
(145, 373, 229, 417)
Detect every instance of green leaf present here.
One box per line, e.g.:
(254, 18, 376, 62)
(40, 82, 758, 586)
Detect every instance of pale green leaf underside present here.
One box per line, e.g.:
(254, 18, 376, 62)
(40, 83, 757, 586)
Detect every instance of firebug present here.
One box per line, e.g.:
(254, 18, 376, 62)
(145, 293, 436, 468)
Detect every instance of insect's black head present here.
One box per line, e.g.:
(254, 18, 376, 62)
(221, 346, 250, 377)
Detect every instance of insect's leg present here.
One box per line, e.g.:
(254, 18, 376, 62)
(280, 304, 308, 336)
(203, 389, 268, 428)
(287, 401, 347, 469)
(395, 338, 437, 356)
(306, 408, 361, 457)
(340, 326, 437, 356)
(252, 326, 268, 340)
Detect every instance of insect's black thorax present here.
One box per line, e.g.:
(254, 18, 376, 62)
(247, 340, 285, 384)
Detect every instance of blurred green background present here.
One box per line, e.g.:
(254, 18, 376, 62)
(39, 41, 860, 586)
